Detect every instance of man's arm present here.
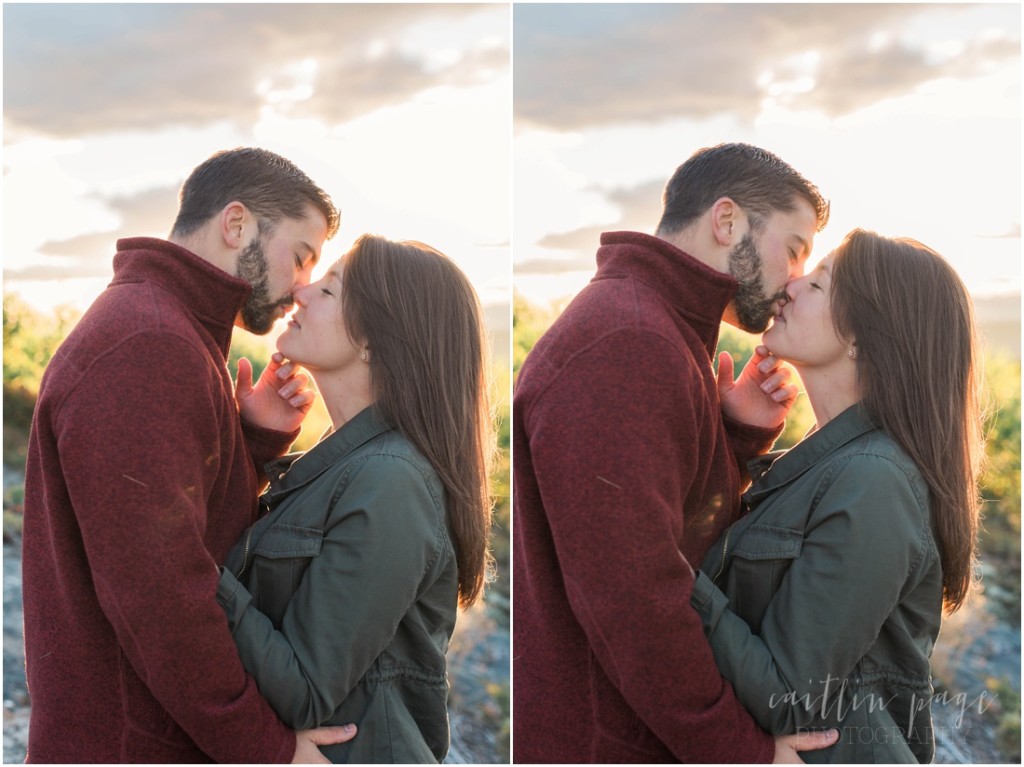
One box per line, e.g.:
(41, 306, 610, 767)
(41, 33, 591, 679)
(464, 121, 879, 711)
(525, 328, 774, 763)
(58, 332, 295, 763)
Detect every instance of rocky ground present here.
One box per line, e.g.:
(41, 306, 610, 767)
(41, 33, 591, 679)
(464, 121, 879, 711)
(930, 586, 1020, 763)
(2, 525, 1014, 764)
(2, 539, 510, 763)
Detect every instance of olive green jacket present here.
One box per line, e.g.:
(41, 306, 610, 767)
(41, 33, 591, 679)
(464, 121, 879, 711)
(691, 404, 941, 763)
(216, 406, 458, 763)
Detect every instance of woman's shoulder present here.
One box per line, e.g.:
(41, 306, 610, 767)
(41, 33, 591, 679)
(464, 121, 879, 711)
(814, 429, 933, 534)
(357, 429, 439, 478)
(836, 428, 927, 490)
(333, 430, 446, 510)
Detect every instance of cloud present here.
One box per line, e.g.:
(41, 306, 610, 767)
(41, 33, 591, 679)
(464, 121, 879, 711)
(3, 4, 507, 138)
(5, 186, 178, 281)
(527, 179, 664, 265)
(513, 256, 597, 276)
(514, 4, 1020, 130)
(980, 223, 1022, 239)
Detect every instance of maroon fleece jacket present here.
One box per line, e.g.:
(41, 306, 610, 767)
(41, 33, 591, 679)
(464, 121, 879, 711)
(512, 231, 779, 763)
(22, 238, 297, 763)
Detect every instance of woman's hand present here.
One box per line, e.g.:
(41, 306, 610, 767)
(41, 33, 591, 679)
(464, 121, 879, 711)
(236, 353, 315, 433)
(717, 345, 798, 429)
(292, 724, 357, 763)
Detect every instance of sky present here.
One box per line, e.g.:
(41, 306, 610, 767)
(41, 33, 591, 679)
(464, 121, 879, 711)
(513, 3, 1021, 326)
(3, 3, 510, 360)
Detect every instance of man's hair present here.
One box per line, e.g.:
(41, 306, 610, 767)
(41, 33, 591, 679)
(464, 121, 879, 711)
(170, 147, 340, 240)
(341, 234, 495, 608)
(656, 143, 829, 236)
(829, 229, 983, 614)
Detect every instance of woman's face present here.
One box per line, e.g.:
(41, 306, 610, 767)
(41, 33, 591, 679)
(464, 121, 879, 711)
(276, 258, 363, 373)
(762, 252, 850, 368)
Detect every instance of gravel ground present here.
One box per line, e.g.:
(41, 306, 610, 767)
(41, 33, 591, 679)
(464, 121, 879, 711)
(2, 542, 509, 763)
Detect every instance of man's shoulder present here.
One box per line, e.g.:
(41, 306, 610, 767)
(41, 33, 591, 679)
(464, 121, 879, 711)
(41, 282, 217, 404)
(543, 277, 686, 348)
(66, 280, 207, 358)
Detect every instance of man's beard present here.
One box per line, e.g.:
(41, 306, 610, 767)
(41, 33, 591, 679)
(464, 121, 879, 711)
(236, 237, 290, 335)
(728, 232, 786, 333)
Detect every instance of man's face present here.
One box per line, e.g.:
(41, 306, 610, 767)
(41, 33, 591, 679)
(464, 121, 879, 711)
(728, 197, 818, 333)
(236, 202, 329, 335)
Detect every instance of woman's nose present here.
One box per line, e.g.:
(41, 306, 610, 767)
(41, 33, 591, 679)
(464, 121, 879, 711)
(784, 278, 803, 300)
(292, 281, 314, 306)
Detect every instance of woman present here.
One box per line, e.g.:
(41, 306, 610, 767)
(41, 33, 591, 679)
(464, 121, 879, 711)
(216, 234, 494, 763)
(691, 229, 983, 762)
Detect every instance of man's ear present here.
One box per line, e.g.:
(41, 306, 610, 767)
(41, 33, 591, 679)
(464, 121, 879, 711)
(220, 201, 251, 250)
(710, 196, 743, 247)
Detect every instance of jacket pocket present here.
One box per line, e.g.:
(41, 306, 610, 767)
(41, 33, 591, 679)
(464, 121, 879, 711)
(729, 524, 803, 633)
(251, 524, 324, 624)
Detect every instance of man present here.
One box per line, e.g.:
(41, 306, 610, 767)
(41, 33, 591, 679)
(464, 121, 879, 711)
(22, 148, 354, 762)
(513, 143, 837, 762)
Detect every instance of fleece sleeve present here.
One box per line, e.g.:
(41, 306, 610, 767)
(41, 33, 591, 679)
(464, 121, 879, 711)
(240, 417, 301, 490)
(722, 411, 785, 488)
(523, 327, 774, 763)
(56, 331, 294, 763)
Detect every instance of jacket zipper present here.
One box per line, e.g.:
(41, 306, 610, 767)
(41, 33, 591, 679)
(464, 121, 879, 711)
(712, 526, 731, 585)
(236, 526, 254, 579)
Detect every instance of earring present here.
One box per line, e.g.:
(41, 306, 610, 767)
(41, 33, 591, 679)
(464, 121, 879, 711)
(847, 348, 856, 359)
(360, 350, 368, 362)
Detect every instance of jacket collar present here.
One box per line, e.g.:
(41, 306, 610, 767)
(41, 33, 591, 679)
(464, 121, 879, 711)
(743, 403, 877, 508)
(112, 237, 252, 359)
(263, 406, 392, 502)
(595, 231, 738, 358)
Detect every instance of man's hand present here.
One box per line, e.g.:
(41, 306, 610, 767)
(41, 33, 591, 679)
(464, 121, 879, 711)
(236, 353, 315, 433)
(717, 345, 798, 429)
(292, 724, 357, 764)
(773, 729, 839, 763)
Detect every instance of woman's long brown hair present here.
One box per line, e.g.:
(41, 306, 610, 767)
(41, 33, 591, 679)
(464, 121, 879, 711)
(340, 234, 495, 608)
(830, 229, 984, 613)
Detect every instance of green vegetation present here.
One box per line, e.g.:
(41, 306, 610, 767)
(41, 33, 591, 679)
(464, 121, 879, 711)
(513, 294, 1021, 578)
(3, 295, 81, 466)
(3, 292, 513, 761)
(977, 353, 1022, 622)
(513, 293, 1020, 761)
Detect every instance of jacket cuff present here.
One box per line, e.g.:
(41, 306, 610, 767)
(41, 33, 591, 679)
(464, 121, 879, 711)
(722, 411, 784, 457)
(690, 570, 728, 628)
(216, 567, 253, 631)
(241, 419, 301, 473)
